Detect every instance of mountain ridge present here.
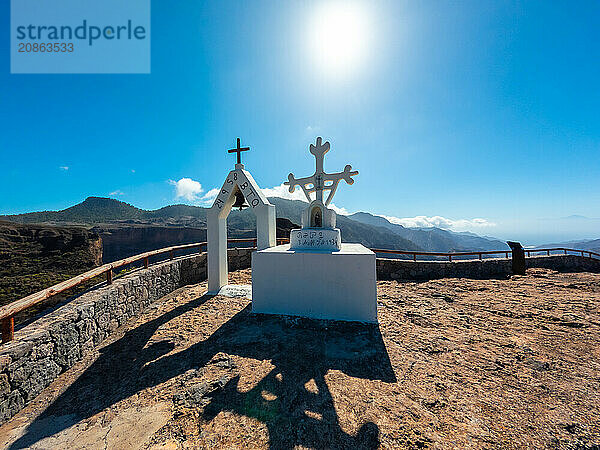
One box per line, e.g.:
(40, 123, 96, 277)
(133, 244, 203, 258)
(1, 196, 508, 253)
(348, 211, 508, 252)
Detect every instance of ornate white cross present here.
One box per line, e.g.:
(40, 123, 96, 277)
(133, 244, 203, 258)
(284, 137, 358, 206)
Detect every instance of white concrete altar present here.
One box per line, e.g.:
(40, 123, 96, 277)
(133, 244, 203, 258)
(252, 243, 377, 322)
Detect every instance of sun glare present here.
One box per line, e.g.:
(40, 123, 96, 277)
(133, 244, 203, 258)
(309, 2, 370, 77)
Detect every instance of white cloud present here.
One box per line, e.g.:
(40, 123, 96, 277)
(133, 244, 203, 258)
(305, 125, 320, 133)
(381, 215, 496, 231)
(169, 177, 204, 202)
(262, 183, 307, 202)
(59, 166, 69, 171)
(131, 169, 136, 173)
(109, 190, 124, 196)
(167, 178, 221, 206)
(201, 188, 220, 204)
(328, 203, 351, 216)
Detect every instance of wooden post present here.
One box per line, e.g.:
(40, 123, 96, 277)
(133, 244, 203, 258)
(106, 269, 113, 284)
(547, 250, 550, 256)
(170, 250, 174, 260)
(564, 249, 567, 255)
(144, 257, 149, 269)
(2, 316, 14, 343)
(448, 254, 452, 262)
(413, 253, 416, 262)
(581, 251, 584, 257)
(527, 251, 530, 257)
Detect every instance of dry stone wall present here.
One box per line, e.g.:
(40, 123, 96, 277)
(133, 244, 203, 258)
(377, 255, 600, 281)
(0, 248, 253, 425)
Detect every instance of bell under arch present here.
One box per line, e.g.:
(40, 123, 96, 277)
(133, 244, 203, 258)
(207, 164, 276, 293)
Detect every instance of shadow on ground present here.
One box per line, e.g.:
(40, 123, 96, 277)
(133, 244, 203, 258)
(10, 293, 396, 449)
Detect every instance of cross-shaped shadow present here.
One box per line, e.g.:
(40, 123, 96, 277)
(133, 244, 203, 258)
(9, 293, 396, 449)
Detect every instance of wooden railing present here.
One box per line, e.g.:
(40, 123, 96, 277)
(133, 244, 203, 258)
(0, 238, 287, 343)
(372, 248, 512, 261)
(1, 242, 598, 343)
(524, 248, 600, 259)
(372, 247, 600, 262)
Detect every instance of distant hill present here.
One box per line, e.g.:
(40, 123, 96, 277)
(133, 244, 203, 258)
(1, 196, 513, 253)
(3, 197, 206, 225)
(3, 197, 146, 224)
(536, 239, 600, 254)
(348, 212, 508, 252)
(150, 204, 207, 220)
(1, 197, 423, 252)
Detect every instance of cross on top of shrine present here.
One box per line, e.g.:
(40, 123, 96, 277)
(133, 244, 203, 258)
(284, 137, 358, 206)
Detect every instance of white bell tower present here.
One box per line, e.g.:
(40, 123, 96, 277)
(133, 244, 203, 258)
(207, 138, 276, 293)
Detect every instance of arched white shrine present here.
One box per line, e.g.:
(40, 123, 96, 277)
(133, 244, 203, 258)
(207, 142, 276, 293)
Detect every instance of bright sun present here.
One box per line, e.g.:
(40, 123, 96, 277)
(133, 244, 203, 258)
(309, 2, 370, 77)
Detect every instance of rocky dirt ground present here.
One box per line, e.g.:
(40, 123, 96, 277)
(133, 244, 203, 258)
(0, 268, 599, 449)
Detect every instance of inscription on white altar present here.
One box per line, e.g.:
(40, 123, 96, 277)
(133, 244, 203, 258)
(289, 228, 340, 251)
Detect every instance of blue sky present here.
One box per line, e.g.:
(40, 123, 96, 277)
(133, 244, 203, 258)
(1, 0, 599, 244)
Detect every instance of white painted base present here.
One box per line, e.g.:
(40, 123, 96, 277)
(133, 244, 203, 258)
(290, 228, 341, 251)
(251, 243, 377, 323)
